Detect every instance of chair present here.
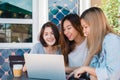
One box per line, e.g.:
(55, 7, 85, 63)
(9, 55, 25, 74)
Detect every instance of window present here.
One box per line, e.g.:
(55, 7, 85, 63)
(0, 0, 90, 48)
(0, 0, 39, 48)
(48, 0, 91, 29)
(48, 0, 80, 28)
(0, 24, 32, 43)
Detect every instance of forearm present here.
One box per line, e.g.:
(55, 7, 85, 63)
(84, 66, 97, 78)
(66, 66, 79, 74)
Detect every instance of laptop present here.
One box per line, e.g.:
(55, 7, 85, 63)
(24, 54, 66, 80)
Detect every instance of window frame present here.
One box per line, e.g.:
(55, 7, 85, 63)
(0, 0, 39, 48)
(0, 0, 90, 48)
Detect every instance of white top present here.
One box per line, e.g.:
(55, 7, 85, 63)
(68, 38, 88, 67)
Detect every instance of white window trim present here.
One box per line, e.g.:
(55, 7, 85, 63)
(38, 0, 48, 30)
(0, 0, 90, 49)
(0, 0, 40, 49)
(79, 0, 91, 15)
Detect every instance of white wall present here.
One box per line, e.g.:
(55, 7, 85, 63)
(80, 0, 91, 15)
(38, 0, 48, 31)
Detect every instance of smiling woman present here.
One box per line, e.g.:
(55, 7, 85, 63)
(23, 22, 61, 72)
(73, 7, 120, 80)
(60, 13, 88, 74)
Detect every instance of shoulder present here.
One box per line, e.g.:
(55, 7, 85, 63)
(33, 42, 43, 48)
(30, 42, 44, 54)
(102, 33, 120, 55)
(103, 33, 120, 44)
(32, 42, 43, 50)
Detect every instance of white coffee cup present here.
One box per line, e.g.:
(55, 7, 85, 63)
(13, 64, 23, 77)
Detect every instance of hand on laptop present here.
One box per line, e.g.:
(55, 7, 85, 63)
(66, 71, 74, 80)
(67, 71, 81, 80)
(65, 66, 79, 74)
(23, 64, 27, 72)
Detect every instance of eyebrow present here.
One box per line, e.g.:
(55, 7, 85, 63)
(64, 24, 72, 28)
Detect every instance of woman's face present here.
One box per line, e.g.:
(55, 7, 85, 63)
(43, 27, 56, 46)
(63, 20, 80, 41)
(81, 19, 90, 37)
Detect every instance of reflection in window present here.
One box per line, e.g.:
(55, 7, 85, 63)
(0, 24, 32, 43)
(0, 0, 32, 19)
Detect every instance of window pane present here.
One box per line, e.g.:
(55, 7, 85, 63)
(0, 24, 32, 43)
(48, 0, 79, 28)
(0, 0, 32, 19)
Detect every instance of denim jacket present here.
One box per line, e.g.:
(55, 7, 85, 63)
(90, 33, 120, 80)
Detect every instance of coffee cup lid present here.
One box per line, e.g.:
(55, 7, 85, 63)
(13, 64, 23, 69)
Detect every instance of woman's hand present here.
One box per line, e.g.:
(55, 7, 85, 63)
(65, 66, 71, 73)
(22, 64, 27, 72)
(67, 66, 86, 79)
(90, 75, 98, 80)
(74, 66, 86, 78)
(74, 66, 97, 79)
(66, 71, 74, 80)
(65, 66, 78, 74)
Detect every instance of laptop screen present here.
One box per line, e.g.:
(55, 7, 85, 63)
(24, 54, 66, 80)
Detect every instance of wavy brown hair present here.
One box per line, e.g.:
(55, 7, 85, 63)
(39, 22, 60, 47)
(60, 14, 84, 64)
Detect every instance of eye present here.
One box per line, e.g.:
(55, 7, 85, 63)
(83, 25, 88, 29)
(68, 27, 71, 30)
(84, 26, 87, 28)
(44, 33, 48, 36)
(67, 26, 71, 30)
(51, 32, 54, 35)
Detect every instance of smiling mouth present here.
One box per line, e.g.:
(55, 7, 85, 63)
(67, 35, 71, 40)
(47, 40, 53, 42)
(47, 38, 55, 41)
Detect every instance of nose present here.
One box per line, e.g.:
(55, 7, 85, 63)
(47, 34, 52, 38)
(64, 30, 68, 36)
(82, 28, 85, 34)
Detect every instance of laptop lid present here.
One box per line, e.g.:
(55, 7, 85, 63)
(24, 54, 66, 80)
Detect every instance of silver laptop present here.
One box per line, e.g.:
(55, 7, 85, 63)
(24, 54, 66, 80)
